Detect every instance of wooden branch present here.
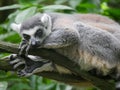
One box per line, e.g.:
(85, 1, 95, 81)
(0, 41, 115, 90)
(0, 52, 92, 87)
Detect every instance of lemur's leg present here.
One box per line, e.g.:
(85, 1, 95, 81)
(18, 39, 28, 55)
(41, 28, 79, 48)
(11, 39, 28, 68)
(10, 39, 28, 69)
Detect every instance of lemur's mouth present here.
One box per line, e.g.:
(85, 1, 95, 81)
(18, 40, 41, 56)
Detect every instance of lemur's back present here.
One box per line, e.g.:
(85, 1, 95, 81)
(48, 13, 120, 75)
(49, 13, 120, 33)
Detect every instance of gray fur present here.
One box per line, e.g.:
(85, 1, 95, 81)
(75, 22, 120, 64)
(11, 13, 120, 77)
(20, 14, 44, 31)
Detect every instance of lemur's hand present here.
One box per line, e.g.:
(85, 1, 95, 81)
(17, 56, 52, 77)
(18, 40, 33, 56)
(18, 40, 28, 56)
(9, 54, 25, 69)
(10, 54, 52, 77)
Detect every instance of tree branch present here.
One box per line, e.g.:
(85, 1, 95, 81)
(0, 41, 115, 90)
(0, 49, 93, 87)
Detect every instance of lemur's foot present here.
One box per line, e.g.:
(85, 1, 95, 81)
(9, 54, 25, 69)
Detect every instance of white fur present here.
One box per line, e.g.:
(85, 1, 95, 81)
(32, 62, 53, 73)
(22, 26, 40, 36)
(11, 23, 21, 33)
(41, 14, 51, 26)
(41, 14, 52, 35)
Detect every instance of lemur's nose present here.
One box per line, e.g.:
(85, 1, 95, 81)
(31, 41, 40, 48)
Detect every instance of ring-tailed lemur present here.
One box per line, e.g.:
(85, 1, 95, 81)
(10, 13, 120, 79)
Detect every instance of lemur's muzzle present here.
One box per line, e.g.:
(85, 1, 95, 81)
(29, 37, 41, 48)
(31, 41, 41, 48)
(20, 40, 41, 56)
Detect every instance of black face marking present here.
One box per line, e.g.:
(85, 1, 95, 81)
(35, 29, 43, 38)
(45, 26, 47, 29)
(23, 34, 30, 41)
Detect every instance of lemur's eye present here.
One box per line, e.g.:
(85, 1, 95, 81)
(23, 34, 30, 40)
(45, 26, 47, 29)
(35, 29, 43, 37)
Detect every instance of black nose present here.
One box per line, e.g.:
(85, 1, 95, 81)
(31, 41, 40, 48)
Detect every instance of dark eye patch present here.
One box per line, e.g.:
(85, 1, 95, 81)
(35, 29, 43, 38)
(23, 34, 30, 40)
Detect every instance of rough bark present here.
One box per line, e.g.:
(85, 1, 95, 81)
(0, 41, 115, 90)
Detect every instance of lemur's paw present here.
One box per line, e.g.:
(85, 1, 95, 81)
(17, 69, 32, 77)
(18, 45, 28, 56)
(10, 54, 17, 61)
(9, 54, 25, 69)
(17, 64, 37, 77)
(17, 59, 52, 77)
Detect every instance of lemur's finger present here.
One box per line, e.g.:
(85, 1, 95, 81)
(9, 59, 21, 64)
(19, 44, 27, 55)
(10, 54, 17, 60)
(10, 55, 14, 60)
(17, 70, 26, 77)
(13, 61, 25, 69)
(17, 69, 30, 77)
(25, 44, 31, 56)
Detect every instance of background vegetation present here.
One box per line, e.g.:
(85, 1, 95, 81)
(0, 0, 120, 90)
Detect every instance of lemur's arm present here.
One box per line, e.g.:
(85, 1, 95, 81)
(18, 39, 28, 55)
(42, 28, 79, 48)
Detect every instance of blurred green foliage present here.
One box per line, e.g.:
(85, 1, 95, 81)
(0, 0, 119, 90)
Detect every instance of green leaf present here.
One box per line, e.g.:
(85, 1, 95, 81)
(107, 8, 120, 16)
(3, 32, 21, 43)
(19, 0, 38, 4)
(0, 26, 7, 34)
(54, 0, 67, 5)
(0, 82, 8, 90)
(69, 0, 82, 8)
(9, 82, 30, 90)
(15, 7, 37, 23)
(79, 3, 96, 8)
(0, 4, 21, 11)
(41, 5, 74, 11)
(101, 2, 109, 10)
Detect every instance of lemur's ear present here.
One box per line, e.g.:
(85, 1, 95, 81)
(10, 23, 21, 33)
(40, 14, 51, 28)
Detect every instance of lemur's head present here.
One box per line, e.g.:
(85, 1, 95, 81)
(11, 14, 52, 47)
